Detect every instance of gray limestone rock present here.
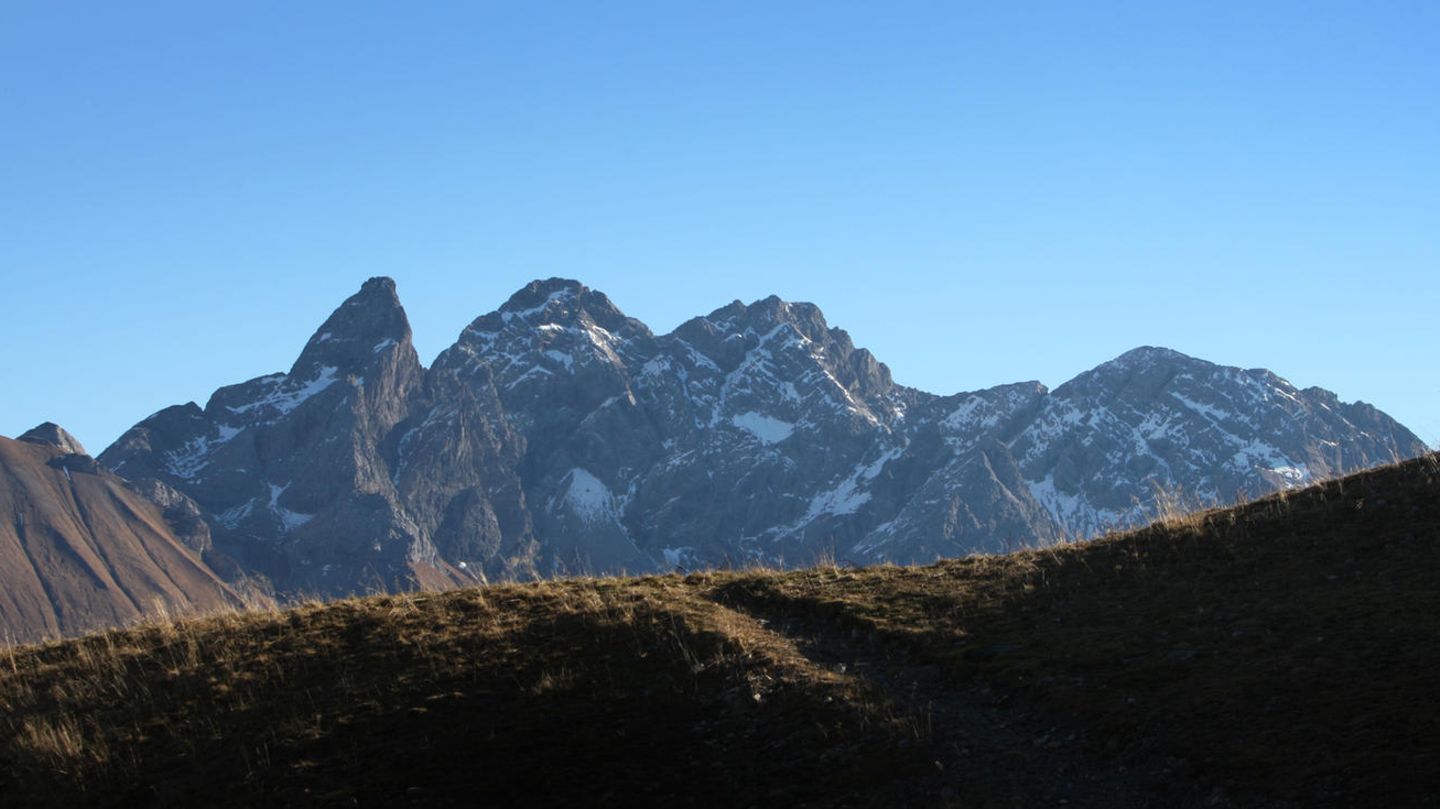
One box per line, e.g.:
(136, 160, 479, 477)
(99, 279, 1429, 599)
(124, 477, 214, 554)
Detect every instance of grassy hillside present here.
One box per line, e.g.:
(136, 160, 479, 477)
(2, 454, 1437, 807)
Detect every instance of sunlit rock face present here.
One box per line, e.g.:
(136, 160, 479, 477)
(101, 278, 1427, 595)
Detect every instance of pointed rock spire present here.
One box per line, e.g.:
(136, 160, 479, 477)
(289, 277, 414, 377)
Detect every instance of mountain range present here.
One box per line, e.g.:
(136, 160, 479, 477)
(63, 276, 1423, 605)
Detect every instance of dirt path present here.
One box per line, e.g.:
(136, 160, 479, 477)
(703, 588, 1256, 808)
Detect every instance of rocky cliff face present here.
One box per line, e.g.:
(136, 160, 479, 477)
(97, 278, 1428, 594)
(102, 278, 532, 596)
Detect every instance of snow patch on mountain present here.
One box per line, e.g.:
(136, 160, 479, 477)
(542, 349, 575, 371)
(562, 468, 620, 526)
(731, 412, 795, 444)
(227, 366, 341, 418)
(267, 482, 314, 533)
(943, 396, 1003, 432)
(1226, 440, 1311, 486)
(164, 423, 245, 479)
(1026, 473, 1127, 537)
(661, 546, 698, 568)
(215, 501, 254, 530)
(1170, 391, 1238, 425)
(501, 288, 572, 324)
(777, 445, 903, 537)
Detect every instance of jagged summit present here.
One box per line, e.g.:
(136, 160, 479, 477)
(673, 294, 894, 397)
(89, 277, 1425, 600)
(691, 294, 830, 339)
(5, 276, 1428, 648)
(497, 277, 586, 312)
(472, 278, 650, 338)
(361, 275, 398, 295)
(289, 276, 414, 376)
(98, 276, 436, 598)
(17, 422, 88, 456)
(434, 279, 653, 413)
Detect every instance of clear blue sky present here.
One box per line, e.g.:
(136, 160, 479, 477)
(3, 1, 1436, 451)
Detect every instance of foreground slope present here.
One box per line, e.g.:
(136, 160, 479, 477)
(3, 454, 1436, 806)
(0, 428, 245, 644)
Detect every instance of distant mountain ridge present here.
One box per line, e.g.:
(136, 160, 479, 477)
(87, 277, 1424, 598)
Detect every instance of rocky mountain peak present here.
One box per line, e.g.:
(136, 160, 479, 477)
(498, 277, 586, 313)
(1093, 345, 1205, 378)
(289, 276, 414, 377)
(89, 279, 1427, 602)
(695, 295, 830, 341)
(435, 279, 654, 400)
(758, 296, 828, 335)
(747, 297, 895, 404)
(485, 278, 650, 339)
(1052, 345, 1208, 400)
(1111, 345, 1194, 366)
(18, 422, 88, 456)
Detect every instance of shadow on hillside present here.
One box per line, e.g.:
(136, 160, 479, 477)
(4, 592, 938, 808)
(712, 456, 1440, 807)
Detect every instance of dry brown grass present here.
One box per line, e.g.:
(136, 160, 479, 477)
(2, 453, 1437, 807)
(0, 572, 939, 806)
(712, 454, 1440, 806)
